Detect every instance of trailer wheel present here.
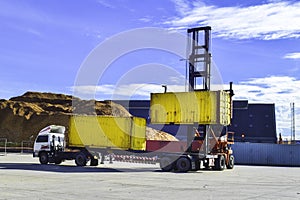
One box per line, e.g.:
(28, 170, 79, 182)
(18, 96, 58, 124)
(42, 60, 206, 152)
(213, 155, 226, 171)
(75, 153, 87, 166)
(159, 157, 174, 172)
(39, 152, 49, 165)
(54, 158, 62, 165)
(226, 154, 234, 169)
(176, 156, 191, 173)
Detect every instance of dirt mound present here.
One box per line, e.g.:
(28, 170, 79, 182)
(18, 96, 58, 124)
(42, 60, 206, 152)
(146, 127, 178, 141)
(0, 91, 177, 142)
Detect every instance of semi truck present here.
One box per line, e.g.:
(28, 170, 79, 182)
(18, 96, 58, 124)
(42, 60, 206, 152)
(33, 90, 234, 172)
(33, 116, 147, 167)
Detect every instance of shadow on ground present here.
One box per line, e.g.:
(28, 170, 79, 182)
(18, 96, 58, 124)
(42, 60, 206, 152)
(0, 163, 161, 173)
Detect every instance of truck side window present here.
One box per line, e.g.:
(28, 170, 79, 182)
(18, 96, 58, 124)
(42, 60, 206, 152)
(36, 135, 48, 143)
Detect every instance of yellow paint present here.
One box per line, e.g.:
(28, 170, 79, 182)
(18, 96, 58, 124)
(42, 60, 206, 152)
(150, 91, 231, 125)
(68, 116, 146, 150)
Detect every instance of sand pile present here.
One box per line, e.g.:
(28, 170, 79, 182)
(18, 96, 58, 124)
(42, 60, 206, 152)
(146, 127, 178, 141)
(0, 91, 177, 142)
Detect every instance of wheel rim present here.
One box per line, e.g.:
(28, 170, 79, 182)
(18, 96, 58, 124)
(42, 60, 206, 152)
(76, 154, 87, 166)
(228, 155, 234, 168)
(78, 156, 84, 165)
(39, 153, 48, 164)
(180, 162, 187, 168)
(176, 157, 191, 172)
(41, 156, 46, 162)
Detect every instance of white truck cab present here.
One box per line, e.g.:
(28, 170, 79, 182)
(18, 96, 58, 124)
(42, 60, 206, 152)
(33, 124, 98, 166)
(33, 125, 66, 164)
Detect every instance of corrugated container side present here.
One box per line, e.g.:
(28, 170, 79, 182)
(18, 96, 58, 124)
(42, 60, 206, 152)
(196, 91, 215, 124)
(150, 91, 231, 125)
(219, 91, 232, 125)
(69, 116, 146, 151)
(232, 142, 300, 166)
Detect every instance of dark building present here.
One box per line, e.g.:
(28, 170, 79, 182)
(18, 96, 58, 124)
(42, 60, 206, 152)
(228, 100, 277, 143)
(114, 100, 277, 143)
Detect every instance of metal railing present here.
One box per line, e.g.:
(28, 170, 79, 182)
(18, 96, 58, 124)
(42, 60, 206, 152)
(0, 139, 33, 154)
(0, 138, 7, 156)
(21, 141, 34, 154)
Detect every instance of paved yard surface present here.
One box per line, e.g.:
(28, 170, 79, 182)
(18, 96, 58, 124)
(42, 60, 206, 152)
(1, 153, 300, 200)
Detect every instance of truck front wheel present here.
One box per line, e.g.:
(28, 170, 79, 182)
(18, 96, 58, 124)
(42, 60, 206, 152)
(39, 152, 49, 165)
(75, 153, 87, 166)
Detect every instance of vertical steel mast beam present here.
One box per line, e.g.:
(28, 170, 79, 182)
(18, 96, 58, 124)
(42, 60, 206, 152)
(187, 26, 211, 91)
(186, 26, 211, 154)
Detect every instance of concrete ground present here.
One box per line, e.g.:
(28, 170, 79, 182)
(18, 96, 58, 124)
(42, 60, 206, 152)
(0, 153, 300, 200)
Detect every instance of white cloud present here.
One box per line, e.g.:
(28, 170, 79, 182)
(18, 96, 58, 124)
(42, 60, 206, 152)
(166, 1, 300, 40)
(233, 76, 300, 139)
(171, 0, 194, 15)
(26, 28, 42, 37)
(283, 52, 300, 59)
(139, 16, 152, 23)
(70, 83, 186, 100)
(96, 0, 114, 8)
(70, 84, 114, 100)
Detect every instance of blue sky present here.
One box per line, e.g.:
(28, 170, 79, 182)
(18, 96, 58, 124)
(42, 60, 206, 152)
(1, 0, 300, 138)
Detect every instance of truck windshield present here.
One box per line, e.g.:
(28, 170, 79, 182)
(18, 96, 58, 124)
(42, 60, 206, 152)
(36, 135, 48, 143)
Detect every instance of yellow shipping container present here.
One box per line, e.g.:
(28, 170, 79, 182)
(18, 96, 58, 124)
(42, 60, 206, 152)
(68, 116, 146, 151)
(150, 91, 232, 125)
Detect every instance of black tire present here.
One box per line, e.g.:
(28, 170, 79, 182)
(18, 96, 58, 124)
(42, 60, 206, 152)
(159, 157, 174, 172)
(54, 158, 62, 165)
(176, 156, 191, 173)
(90, 158, 99, 166)
(191, 160, 200, 171)
(75, 153, 87, 166)
(213, 155, 226, 171)
(226, 154, 234, 169)
(39, 152, 49, 165)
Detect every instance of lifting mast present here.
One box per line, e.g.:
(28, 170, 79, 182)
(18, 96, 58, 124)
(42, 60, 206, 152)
(187, 26, 211, 91)
(186, 26, 211, 155)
